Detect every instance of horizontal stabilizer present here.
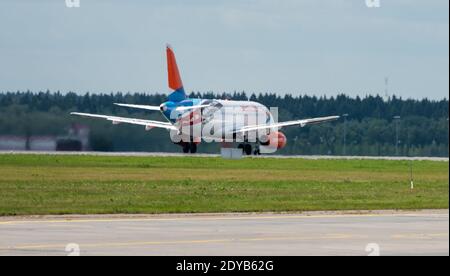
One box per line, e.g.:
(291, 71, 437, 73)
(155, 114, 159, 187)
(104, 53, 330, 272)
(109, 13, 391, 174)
(114, 103, 161, 111)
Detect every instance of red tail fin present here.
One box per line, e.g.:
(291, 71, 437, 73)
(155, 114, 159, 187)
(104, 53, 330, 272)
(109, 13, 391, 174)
(167, 45, 183, 91)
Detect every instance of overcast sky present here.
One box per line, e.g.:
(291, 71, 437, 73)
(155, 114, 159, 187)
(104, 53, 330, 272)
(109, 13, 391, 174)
(0, 0, 448, 99)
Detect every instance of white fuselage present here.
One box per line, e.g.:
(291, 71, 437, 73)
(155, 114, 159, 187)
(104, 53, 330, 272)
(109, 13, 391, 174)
(174, 100, 275, 142)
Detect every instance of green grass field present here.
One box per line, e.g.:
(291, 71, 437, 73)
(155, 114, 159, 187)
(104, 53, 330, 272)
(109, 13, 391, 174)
(0, 154, 448, 216)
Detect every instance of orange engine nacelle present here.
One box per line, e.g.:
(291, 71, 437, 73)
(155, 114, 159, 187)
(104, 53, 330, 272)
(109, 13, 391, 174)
(260, 131, 287, 149)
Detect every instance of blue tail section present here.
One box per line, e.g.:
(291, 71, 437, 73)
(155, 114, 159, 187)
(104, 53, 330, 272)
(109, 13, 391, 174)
(168, 87, 186, 103)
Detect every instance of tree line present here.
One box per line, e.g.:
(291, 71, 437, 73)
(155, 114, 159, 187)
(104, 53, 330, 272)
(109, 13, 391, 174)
(0, 91, 448, 157)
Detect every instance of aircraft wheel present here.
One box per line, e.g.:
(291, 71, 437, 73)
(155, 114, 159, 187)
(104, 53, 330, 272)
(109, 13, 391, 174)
(190, 143, 198, 154)
(182, 143, 190, 154)
(244, 144, 252, 156)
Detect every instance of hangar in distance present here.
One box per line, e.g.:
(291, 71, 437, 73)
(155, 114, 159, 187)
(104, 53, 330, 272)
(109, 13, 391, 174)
(71, 45, 339, 155)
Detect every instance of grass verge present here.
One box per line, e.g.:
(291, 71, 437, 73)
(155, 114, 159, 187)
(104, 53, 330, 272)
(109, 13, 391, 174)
(0, 154, 448, 216)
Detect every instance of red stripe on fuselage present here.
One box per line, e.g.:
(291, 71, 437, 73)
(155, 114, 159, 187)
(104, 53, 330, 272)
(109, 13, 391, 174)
(178, 111, 203, 127)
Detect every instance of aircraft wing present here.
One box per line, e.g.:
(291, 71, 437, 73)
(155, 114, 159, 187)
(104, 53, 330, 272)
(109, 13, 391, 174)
(70, 112, 178, 131)
(236, 116, 340, 133)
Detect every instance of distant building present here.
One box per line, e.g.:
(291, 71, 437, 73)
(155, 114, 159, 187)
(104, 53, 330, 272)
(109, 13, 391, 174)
(0, 135, 56, 151)
(0, 124, 90, 152)
(29, 136, 57, 151)
(56, 124, 90, 151)
(0, 136, 27, 151)
(68, 124, 90, 151)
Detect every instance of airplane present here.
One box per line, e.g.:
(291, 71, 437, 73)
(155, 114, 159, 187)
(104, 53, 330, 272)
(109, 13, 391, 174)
(71, 45, 339, 155)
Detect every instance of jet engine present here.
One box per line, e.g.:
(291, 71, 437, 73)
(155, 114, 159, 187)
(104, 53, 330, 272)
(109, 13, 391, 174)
(260, 131, 287, 149)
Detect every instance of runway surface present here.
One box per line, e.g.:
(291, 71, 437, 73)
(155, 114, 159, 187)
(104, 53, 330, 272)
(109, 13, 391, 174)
(0, 210, 448, 256)
(1, 151, 448, 162)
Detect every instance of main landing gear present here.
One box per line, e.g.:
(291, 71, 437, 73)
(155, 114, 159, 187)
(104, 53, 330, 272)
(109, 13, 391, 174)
(238, 143, 261, 156)
(182, 142, 198, 154)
